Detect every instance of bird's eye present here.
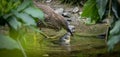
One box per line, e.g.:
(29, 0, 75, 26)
(37, 21, 42, 24)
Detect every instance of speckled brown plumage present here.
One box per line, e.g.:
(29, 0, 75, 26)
(34, 1, 73, 36)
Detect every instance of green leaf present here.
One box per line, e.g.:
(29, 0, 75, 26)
(108, 18, 120, 50)
(84, 18, 96, 25)
(28, 26, 48, 38)
(110, 19, 120, 35)
(107, 34, 120, 50)
(3, 13, 13, 19)
(112, 0, 119, 19)
(17, 0, 31, 11)
(81, 0, 100, 24)
(96, 0, 108, 19)
(18, 13, 36, 26)
(12, 10, 36, 26)
(28, 26, 42, 33)
(24, 6, 44, 20)
(0, 34, 20, 50)
(8, 16, 21, 30)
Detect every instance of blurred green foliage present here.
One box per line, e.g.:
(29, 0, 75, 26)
(81, 0, 120, 51)
(0, 0, 45, 57)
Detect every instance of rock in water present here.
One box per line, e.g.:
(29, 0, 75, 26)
(54, 8, 64, 15)
(62, 12, 71, 18)
(46, 0, 52, 3)
(72, 7, 79, 13)
(68, 25, 75, 33)
(79, 12, 83, 15)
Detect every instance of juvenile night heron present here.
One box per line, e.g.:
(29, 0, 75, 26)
(34, 1, 73, 38)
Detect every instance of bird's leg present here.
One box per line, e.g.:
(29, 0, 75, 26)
(39, 31, 50, 38)
(40, 31, 59, 39)
(39, 28, 66, 39)
(48, 29, 67, 39)
(38, 29, 57, 39)
(40, 32, 57, 39)
(37, 27, 50, 38)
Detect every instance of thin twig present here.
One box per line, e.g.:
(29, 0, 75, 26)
(17, 38, 27, 57)
(105, 0, 112, 43)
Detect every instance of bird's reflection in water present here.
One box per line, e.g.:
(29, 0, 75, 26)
(59, 32, 71, 51)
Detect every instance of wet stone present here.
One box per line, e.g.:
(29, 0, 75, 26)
(68, 25, 75, 33)
(62, 12, 72, 18)
(54, 8, 64, 15)
(46, 0, 52, 3)
(72, 7, 79, 13)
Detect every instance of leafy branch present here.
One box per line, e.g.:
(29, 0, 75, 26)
(0, 0, 45, 57)
(81, 0, 120, 51)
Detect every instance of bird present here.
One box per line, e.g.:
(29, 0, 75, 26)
(33, 1, 73, 38)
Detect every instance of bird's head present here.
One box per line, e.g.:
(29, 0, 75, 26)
(37, 21, 42, 27)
